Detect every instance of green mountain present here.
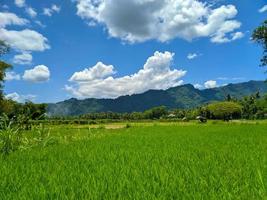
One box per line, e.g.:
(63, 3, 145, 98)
(47, 80, 267, 116)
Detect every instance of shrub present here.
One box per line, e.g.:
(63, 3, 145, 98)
(125, 124, 131, 128)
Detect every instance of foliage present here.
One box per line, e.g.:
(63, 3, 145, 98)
(0, 113, 56, 156)
(0, 40, 12, 100)
(0, 115, 22, 156)
(239, 93, 266, 119)
(205, 101, 242, 120)
(0, 99, 47, 123)
(252, 20, 267, 67)
(143, 106, 167, 119)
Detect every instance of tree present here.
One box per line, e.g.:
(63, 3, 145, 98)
(144, 106, 167, 119)
(0, 40, 11, 101)
(226, 94, 232, 102)
(252, 20, 267, 67)
(205, 101, 242, 121)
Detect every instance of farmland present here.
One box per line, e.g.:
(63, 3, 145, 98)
(1, 122, 267, 199)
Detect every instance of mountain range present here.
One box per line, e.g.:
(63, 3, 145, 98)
(47, 80, 267, 116)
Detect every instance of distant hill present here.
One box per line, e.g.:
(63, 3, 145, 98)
(47, 80, 267, 116)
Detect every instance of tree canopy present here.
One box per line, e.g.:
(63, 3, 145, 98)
(0, 40, 11, 101)
(205, 101, 242, 121)
(252, 20, 267, 67)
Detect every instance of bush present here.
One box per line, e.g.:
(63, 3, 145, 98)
(125, 124, 131, 128)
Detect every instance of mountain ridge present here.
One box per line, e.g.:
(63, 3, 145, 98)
(47, 80, 267, 116)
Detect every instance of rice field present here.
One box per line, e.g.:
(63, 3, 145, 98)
(1, 123, 267, 199)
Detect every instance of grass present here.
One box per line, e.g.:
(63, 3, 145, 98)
(1, 123, 267, 199)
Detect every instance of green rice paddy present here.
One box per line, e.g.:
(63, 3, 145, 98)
(1, 123, 267, 199)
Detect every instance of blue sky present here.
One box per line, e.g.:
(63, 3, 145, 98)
(0, 0, 267, 103)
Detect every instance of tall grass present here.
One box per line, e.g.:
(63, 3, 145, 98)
(0, 115, 22, 156)
(0, 124, 267, 199)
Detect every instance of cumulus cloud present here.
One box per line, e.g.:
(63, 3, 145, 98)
(0, 12, 50, 52)
(204, 80, 217, 89)
(66, 51, 186, 99)
(70, 62, 115, 82)
(14, 0, 26, 8)
(194, 83, 203, 89)
(75, 0, 243, 43)
(0, 12, 28, 28)
(13, 52, 32, 65)
(43, 4, 61, 17)
(0, 28, 50, 52)
(23, 65, 50, 83)
(5, 72, 21, 81)
(5, 92, 36, 103)
(259, 5, 267, 13)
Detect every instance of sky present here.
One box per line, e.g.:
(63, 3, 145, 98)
(0, 0, 267, 103)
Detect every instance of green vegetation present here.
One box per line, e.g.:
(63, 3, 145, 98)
(252, 19, 267, 67)
(47, 92, 267, 122)
(47, 81, 267, 116)
(0, 40, 11, 101)
(205, 101, 242, 120)
(0, 21, 266, 200)
(0, 123, 267, 199)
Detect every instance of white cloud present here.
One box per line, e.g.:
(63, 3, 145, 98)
(5, 92, 36, 103)
(0, 12, 50, 52)
(259, 5, 267, 13)
(5, 72, 21, 81)
(26, 7, 37, 18)
(231, 32, 244, 41)
(23, 65, 50, 83)
(13, 0, 38, 18)
(66, 51, 186, 99)
(0, 12, 28, 28)
(187, 53, 198, 60)
(75, 0, 243, 43)
(13, 52, 32, 65)
(43, 4, 61, 17)
(194, 84, 203, 89)
(14, 0, 26, 8)
(43, 8, 53, 17)
(52, 5, 61, 12)
(210, 21, 243, 43)
(70, 62, 115, 82)
(35, 20, 46, 28)
(204, 80, 217, 89)
(0, 28, 50, 52)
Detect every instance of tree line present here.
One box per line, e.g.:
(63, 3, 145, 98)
(65, 92, 264, 121)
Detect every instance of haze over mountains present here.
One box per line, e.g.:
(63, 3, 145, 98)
(47, 81, 267, 116)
